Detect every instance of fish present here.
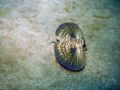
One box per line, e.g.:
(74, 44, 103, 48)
(54, 22, 87, 71)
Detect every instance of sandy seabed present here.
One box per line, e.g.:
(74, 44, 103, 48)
(0, 0, 120, 90)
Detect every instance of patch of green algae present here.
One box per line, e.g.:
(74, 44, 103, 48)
(0, 8, 11, 17)
(0, 44, 17, 76)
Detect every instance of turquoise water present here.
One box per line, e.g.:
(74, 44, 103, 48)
(0, 0, 120, 90)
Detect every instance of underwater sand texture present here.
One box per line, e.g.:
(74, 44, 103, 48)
(0, 0, 120, 90)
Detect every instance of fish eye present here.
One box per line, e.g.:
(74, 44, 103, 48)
(56, 39, 60, 42)
(82, 44, 87, 51)
(83, 44, 86, 47)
